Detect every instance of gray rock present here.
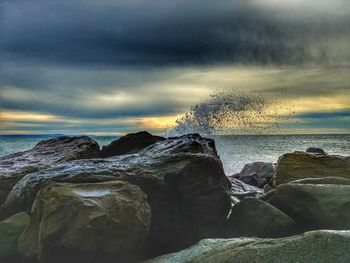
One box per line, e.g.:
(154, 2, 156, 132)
(0, 136, 100, 206)
(263, 183, 350, 230)
(5, 134, 231, 257)
(238, 173, 268, 188)
(239, 162, 274, 179)
(306, 147, 327, 154)
(144, 230, 350, 263)
(227, 177, 263, 199)
(228, 197, 296, 238)
(273, 151, 350, 185)
(18, 181, 150, 263)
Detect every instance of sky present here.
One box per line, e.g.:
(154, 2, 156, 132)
(0, 0, 350, 135)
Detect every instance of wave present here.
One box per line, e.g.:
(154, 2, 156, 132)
(165, 89, 294, 136)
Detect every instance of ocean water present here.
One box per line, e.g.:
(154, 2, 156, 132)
(0, 134, 349, 176)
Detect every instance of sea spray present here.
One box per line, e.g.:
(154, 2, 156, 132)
(165, 89, 294, 136)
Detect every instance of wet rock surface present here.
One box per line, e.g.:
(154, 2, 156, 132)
(1, 132, 350, 263)
(4, 134, 231, 257)
(101, 131, 165, 157)
(0, 136, 100, 205)
(227, 177, 263, 199)
(145, 230, 350, 263)
(228, 197, 297, 238)
(18, 181, 150, 263)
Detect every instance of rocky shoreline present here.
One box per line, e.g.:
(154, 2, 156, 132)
(0, 131, 350, 262)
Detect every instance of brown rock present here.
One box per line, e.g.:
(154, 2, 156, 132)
(273, 151, 350, 185)
(18, 181, 150, 263)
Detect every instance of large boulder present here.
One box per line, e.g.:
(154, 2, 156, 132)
(262, 182, 350, 230)
(0, 212, 30, 261)
(144, 230, 350, 263)
(18, 181, 150, 263)
(101, 131, 165, 157)
(273, 151, 350, 185)
(0, 136, 100, 205)
(227, 177, 263, 199)
(228, 197, 296, 238)
(5, 134, 231, 257)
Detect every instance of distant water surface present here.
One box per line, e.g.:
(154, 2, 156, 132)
(0, 134, 349, 175)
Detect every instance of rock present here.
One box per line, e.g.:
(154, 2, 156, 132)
(228, 197, 296, 238)
(5, 134, 231, 257)
(306, 147, 327, 154)
(263, 183, 273, 193)
(239, 162, 274, 180)
(101, 131, 165, 157)
(144, 230, 350, 263)
(18, 181, 150, 263)
(0, 136, 100, 206)
(273, 151, 350, 185)
(0, 212, 30, 260)
(227, 177, 263, 199)
(289, 176, 350, 185)
(238, 173, 268, 188)
(263, 183, 350, 230)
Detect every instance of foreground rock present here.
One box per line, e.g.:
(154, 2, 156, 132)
(228, 197, 296, 238)
(263, 181, 350, 230)
(5, 134, 231, 257)
(145, 230, 350, 263)
(273, 151, 350, 185)
(18, 181, 150, 263)
(0, 212, 29, 261)
(0, 136, 100, 205)
(101, 131, 165, 157)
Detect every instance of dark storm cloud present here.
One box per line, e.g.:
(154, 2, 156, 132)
(1, 0, 350, 66)
(1, 0, 350, 134)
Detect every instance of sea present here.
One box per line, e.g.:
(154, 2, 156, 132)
(0, 134, 349, 176)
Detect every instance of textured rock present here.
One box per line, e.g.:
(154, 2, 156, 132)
(227, 177, 263, 199)
(273, 151, 350, 185)
(101, 131, 165, 157)
(239, 162, 274, 180)
(228, 197, 296, 238)
(0, 212, 30, 260)
(238, 173, 268, 188)
(263, 183, 350, 230)
(18, 181, 150, 263)
(289, 176, 350, 185)
(5, 134, 231, 257)
(144, 230, 350, 263)
(0, 136, 100, 205)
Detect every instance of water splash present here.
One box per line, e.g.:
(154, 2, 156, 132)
(165, 89, 294, 136)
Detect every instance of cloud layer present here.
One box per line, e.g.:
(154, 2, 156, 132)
(1, 0, 350, 66)
(1, 0, 350, 134)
